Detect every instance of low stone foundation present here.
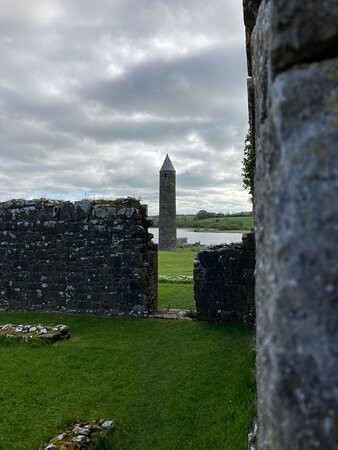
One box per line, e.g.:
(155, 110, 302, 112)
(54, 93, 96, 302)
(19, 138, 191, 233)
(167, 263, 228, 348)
(0, 323, 70, 342)
(42, 419, 114, 449)
(193, 232, 255, 322)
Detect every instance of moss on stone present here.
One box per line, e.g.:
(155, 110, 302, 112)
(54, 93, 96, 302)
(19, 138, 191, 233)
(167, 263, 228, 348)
(90, 196, 143, 209)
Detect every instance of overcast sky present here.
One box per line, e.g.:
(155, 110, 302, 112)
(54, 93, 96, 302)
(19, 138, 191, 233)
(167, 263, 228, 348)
(0, 0, 250, 214)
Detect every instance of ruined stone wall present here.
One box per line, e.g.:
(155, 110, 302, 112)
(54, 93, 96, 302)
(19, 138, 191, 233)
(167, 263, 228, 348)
(194, 232, 255, 323)
(0, 199, 157, 316)
(244, 0, 338, 448)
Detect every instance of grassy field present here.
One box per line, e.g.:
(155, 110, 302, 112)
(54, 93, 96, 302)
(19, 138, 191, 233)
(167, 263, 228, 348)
(151, 215, 253, 231)
(0, 312, 255, 450)
(0, 249, 255, 449)
(158, 248, 197, 310)
(158, 248, 197, 277)
(158, 282, 194, 310)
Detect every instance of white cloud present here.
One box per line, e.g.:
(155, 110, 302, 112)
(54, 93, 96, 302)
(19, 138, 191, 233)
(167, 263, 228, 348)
(0, 0, 251, 214)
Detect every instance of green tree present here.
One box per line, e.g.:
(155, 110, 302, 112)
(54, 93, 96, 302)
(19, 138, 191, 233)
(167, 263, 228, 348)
(242, 130, 255, 199)
(195, 210, 210, 220)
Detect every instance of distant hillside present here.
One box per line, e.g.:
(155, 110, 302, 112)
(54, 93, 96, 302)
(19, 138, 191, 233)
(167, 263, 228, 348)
(150, 212, 253, 231)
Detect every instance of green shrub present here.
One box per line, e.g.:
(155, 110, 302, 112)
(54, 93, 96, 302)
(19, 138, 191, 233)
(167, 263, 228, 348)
(242, 130, 256, 199)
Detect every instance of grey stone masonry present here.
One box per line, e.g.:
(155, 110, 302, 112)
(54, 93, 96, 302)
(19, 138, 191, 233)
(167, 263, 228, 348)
(244, 0, 338, 448)
(0, 198, 157, 316)
(159, 154, 177, 250)
(194, 232, 255, 323)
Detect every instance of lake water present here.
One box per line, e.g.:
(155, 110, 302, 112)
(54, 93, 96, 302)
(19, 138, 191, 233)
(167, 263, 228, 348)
(149, 228, 243, 246)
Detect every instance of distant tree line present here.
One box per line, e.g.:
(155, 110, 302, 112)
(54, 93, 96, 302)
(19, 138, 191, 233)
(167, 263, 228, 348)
(194, 210, 252, 220)
(150, 211, 253, 231)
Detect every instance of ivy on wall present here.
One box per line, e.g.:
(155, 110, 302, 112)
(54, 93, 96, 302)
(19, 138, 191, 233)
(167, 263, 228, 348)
(242, 130, 255, 200)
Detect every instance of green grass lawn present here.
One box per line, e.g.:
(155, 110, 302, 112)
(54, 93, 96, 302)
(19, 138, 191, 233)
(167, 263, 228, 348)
(158, 248, 197, 310)
(158, 282, 194, 310)
(0, 312, 255, 450)
(0, 249, 255, 449)
(158, 248, 198, 277)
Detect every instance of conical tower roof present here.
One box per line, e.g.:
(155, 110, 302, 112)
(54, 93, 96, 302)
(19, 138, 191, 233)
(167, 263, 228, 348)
(160, 154, 175, 172)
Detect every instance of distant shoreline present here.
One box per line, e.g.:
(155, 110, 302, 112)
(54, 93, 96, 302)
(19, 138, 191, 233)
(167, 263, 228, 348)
(149, 214, 253, 232)
(150, 227, 248, 234)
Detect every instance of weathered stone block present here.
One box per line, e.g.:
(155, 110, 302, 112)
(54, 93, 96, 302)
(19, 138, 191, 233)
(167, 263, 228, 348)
(243, 0, 262, 29)
(92, 205, 117, 220)
(270, 0, 338, 77)
(57, 202, 74, 220)
(255, 58, 338, 449)
(247, 77, 255, 138)
(251, 0, 271, 125)
(74, 200, 92, 219)
(243, 0, 263, 75)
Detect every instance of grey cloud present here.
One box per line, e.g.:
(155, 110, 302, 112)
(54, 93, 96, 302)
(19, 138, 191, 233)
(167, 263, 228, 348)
(79, 43, 247, 117)
(0, 0, 251, 214)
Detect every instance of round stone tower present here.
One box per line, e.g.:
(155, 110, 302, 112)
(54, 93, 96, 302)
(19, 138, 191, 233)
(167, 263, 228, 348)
(159, 154, 176, 250)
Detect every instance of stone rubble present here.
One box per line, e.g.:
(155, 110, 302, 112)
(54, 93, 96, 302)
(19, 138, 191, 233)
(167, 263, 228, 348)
(158, 275, 193, 281)
(177, 242, 205, 249)
(41, 419, 114, 449)
(0, 323, 70, 342)
(248, 419, 257, 450)
(150, 308, 194, 321)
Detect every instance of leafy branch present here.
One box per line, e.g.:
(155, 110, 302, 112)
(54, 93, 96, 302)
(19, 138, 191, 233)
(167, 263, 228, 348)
(242, 130, 255, 200)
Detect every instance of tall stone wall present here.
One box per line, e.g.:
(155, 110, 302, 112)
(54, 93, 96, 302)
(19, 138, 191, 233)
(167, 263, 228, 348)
(244, 0, 338, 448)
(0, 198, 157, 316)
(194, 232, 255, 323)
